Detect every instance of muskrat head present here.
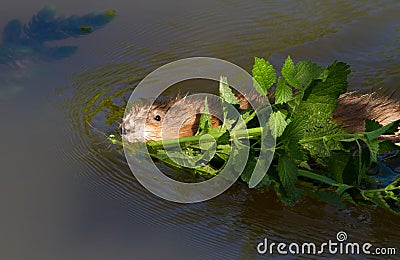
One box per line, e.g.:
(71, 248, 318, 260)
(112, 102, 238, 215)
(121, 95, 223, 143)
(121, 101, 170, 143)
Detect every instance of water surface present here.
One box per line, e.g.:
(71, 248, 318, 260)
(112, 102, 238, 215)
(1, 1, 399, 259)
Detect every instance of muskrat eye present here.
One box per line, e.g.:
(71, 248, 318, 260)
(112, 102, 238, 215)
(154, 115, 161, 121)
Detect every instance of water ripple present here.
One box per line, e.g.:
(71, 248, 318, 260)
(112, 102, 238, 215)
(57, 0, 400, 258)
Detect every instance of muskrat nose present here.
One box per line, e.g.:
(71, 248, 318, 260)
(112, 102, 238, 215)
(121, 127, 128, 135)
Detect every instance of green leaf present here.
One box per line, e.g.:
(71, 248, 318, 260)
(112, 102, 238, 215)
(384, 120, 400, 135)
(269, 110, 288, 138)
(328, 151, 351, 182)
(196, 97, 211, 135)
(275, 76, 293, 104)
(286, 142, 308, 162)
(293, 61, 324, 87)
(335, 184, 354, 196)
(340, 192, 356, 205)
(299, 161, 312, 170)
(379, 140, 398, 153)
(216, 131, 231, 145)
(361, 137, 380, 163)
(365, 120, 400, 140)
(240, 151, 258, 184)
(215, 143, 231, 161)
(302, 61, 350, 101)
(219, 76, 239, 104)
(294, 101, 338, 123)
(241, 110, 257, 124)
(301, 120, 343, 159)
(221, 101, 237, 131)
(282, 56, 295, 80)
(365, 119, 382, 132)
(361, 187, 400, 215)
(281, 116, 307, 142)
(278, 155, 298, 193)
(282, 56, 302, 89)
(354, 141, 372, 185)
(289, 61, 351, 161)
(252, 57, 276, 95)
(231, 136, 250, 173)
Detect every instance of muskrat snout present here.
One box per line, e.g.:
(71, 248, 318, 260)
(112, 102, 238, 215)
(121, 101, 170, 143)
(121, 126, 128, 136)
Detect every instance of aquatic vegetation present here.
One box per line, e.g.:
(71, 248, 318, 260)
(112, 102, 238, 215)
(0, 5, 116, 66)
(113, 56, 400, 214)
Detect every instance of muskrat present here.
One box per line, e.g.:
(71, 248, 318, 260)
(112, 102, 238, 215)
(121, 92, 400, 143)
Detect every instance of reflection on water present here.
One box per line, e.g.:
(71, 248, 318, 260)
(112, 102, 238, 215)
(2, 0, 400, 259)
(0, 5, 115, 99)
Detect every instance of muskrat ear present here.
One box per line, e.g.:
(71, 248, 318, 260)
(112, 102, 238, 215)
(154, 115, 161, 121)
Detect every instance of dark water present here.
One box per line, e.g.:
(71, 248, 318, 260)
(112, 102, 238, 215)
(1, 1, 400, 259)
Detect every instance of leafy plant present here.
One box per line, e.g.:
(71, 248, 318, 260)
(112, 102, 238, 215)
(113, 56, 400, 214)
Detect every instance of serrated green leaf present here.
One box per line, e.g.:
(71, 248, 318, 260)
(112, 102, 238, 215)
(282, 56, 295, 79)
(219, 76, 239, 104)
(281, 116, 307, 142)
(289, 61, 351, 161)
(361, 189, 400, 214)
(293, 61, 324, 87)
(384, 120, 400, 135)
(286, 142, 308, 162)
(365, 119, 400, 140)
(287, 91, 304, 114)
(365, 119, 382, 132)
(278, 155, 298, 193)
(294, 101, 337, 122)
(269, 110, 288, 138)
(301, 120, 343, 159)
(379, 140, 398, 153)
(302, 61, 350, 101)
(252, 57, 276, 95)
(282, 56, 302, 89)
(275, 76, 293, 104)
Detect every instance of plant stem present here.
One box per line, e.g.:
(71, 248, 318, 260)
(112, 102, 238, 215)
(299, 133, 356, 144)
(298, 169, 341, 186)
(147, 127, 265, 149)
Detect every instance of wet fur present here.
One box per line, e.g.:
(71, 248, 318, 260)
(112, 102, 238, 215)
(122, 95, 221, 142)
(334, 92, 400, 134)
(122, 92, 400, 142)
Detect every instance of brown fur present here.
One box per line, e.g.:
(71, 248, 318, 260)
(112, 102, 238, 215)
(122, 92, 400, 143)
(334, 92, 400, 134)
